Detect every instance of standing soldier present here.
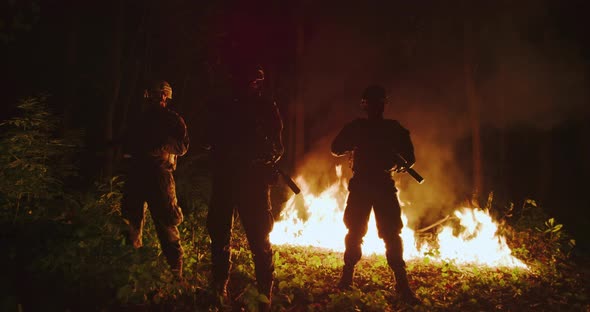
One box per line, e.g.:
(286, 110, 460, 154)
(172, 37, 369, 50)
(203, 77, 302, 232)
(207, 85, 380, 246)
(331, 84, 419, 303)
(205, 62, 284, 311)
(121, 80, 189, 279)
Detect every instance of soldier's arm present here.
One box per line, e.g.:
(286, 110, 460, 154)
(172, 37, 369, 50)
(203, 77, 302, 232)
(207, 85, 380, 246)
(162, 112, 190, 156)
(331, 121, 356, 157)
(269, 101, 285, 163)
(397, 125, 415, 167)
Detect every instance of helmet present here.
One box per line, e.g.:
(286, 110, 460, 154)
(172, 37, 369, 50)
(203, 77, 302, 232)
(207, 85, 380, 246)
(146, 80, 173, 100)
(362, 84, 386, 101)
(361, 84, 386, 114)
(230, 62, 265, 84)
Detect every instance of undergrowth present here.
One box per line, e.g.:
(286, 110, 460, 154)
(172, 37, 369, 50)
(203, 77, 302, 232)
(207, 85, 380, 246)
(1, 97, 588, 311)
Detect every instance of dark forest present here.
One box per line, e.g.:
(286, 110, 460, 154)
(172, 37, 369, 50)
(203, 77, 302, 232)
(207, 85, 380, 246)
(1, 1, 589, 311)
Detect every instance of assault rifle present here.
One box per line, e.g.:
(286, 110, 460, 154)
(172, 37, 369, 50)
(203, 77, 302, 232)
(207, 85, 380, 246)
(251, 158, 301, 195)
(395, 153, 424, 184)
(274, 165, 301, 194)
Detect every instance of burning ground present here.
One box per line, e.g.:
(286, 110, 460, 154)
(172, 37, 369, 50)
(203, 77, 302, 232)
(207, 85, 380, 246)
(4, 165, 588, 312)
(270, 165, 527, 268)
(258, 164, 584, 311)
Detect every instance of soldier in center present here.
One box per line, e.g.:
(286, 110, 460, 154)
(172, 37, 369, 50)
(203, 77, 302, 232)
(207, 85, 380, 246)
(331, 84, 419, 303)
(205, 61, 284, 311)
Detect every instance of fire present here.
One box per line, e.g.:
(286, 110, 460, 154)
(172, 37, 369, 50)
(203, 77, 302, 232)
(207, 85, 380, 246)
(270, 165, 527, 269)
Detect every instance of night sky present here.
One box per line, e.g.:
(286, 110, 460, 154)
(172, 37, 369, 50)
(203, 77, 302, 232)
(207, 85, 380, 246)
(2, 0, 590, 249)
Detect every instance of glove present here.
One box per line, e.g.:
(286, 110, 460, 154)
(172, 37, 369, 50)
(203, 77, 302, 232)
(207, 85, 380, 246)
(392, 163, 407, 173)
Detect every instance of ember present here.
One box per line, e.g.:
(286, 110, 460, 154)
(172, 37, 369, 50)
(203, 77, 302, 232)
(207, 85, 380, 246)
(270, 165, 528, 269)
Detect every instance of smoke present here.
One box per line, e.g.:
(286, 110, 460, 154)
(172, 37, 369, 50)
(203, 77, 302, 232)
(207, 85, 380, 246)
(290, 11, 472, 227)
(386, 89, 473, 226)
(478, 28, 590, 129)
(289, 2, 589, 227)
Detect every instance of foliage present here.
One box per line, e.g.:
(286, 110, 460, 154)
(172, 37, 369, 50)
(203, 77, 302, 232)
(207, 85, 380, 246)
(0, 0, 41, 44)
(0, 96, 82, 220)
(2, 182, 589, 311)
(1, 105, 589, 311)
(1, 175, 213, 311)
(496, 198, 578, 268)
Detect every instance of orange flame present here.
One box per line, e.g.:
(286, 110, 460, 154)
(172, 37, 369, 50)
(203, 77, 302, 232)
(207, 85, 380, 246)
(270, 165, 527, 268)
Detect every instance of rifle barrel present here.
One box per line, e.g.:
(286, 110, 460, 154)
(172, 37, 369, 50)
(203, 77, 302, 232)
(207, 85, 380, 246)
(277, 168, 301, 194)
(396, 153, 424, 184)
(407, 168, 424, 184)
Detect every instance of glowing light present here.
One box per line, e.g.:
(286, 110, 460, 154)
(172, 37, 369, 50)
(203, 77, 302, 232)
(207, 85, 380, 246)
(270, 165, 527, 268)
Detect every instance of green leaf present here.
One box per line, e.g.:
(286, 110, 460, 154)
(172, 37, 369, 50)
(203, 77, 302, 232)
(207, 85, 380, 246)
(257, 294, 270, 304)
(551, 224, 562, 232)
(278, 280, 288, 290)
(116, 285, 133, 301)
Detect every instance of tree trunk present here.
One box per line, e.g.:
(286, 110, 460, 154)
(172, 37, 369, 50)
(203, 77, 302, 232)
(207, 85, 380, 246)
(116, 2, 149, 163)
(103, 1, 124, 180)
(464, 18, 483, 207)
(63, 0, 79, 129)
(292, 3, 306, 169)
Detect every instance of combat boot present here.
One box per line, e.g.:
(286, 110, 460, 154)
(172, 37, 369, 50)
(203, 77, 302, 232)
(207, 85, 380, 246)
(338, 264, 355, 289)
(394, 270, 419, 305)
(170, 261, 183, 281)
(258, 279, 273, 312)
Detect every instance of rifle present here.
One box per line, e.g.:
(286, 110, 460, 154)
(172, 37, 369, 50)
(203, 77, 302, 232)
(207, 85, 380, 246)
(249, 156, 301, 194)
(395, 153, 424, 184)
(274, 165, 301, 194)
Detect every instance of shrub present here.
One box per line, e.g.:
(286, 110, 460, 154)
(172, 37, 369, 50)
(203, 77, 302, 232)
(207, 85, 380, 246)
(0, 96, 81, 220)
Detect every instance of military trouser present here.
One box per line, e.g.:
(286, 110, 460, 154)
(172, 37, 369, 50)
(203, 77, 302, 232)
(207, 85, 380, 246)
(207, 169, 275, 298)
(121, 164, 184, 274)
(343, 173, 406, 273)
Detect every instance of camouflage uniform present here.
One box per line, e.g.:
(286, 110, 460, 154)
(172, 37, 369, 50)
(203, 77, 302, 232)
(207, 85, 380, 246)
(331, 117, 415, 295)
(121, 104, 189, 276)
(206, 91, 283, 302)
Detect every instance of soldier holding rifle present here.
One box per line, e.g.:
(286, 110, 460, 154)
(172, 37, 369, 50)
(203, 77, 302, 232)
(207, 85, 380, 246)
(121, 80, 189, 279)
(204, 61, 284, 311)
(331, 84, 420, 304)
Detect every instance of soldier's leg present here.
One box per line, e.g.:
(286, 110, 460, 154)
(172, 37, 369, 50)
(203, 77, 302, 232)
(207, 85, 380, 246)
(239, 183, 274, 309)
(121, 172, 146, 249)
(153, 220, 183, 277)
(373, 182, 417, 302)
(207, 176, 235, 294)
(373, 183, 405, 270)
(148, 170, 184, 277)
(340, 177, 373, 288)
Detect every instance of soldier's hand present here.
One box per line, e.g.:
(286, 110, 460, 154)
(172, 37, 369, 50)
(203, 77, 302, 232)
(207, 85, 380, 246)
(393, 164, 407, 173)
(253, 150, 280, 166)
(252, 156, 272, 166)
